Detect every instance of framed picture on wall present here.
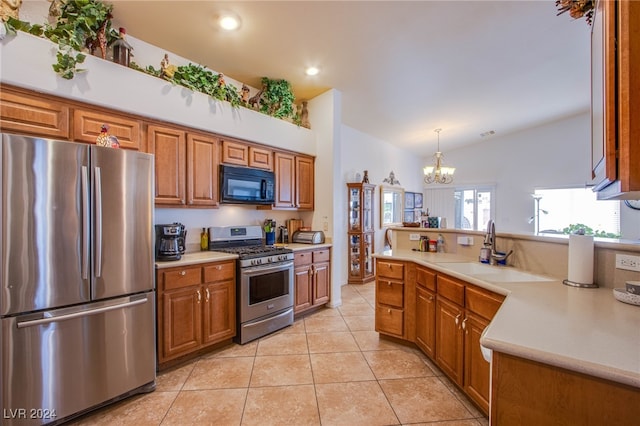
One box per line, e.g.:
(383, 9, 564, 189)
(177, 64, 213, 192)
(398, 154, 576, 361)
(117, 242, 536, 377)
(405, 192, 414, 209)
(404, 209, 415, 223)
(414, 193, 423, 209)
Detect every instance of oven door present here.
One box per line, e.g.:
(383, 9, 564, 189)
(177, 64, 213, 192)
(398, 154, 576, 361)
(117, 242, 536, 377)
(239, 261, 294, 323)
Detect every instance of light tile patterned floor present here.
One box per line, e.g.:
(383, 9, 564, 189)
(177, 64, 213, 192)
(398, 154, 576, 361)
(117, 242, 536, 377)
(70, 283, 489, 426)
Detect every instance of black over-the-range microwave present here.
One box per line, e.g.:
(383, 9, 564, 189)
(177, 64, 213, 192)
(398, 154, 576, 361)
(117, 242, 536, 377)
(220, 164, 275, 205)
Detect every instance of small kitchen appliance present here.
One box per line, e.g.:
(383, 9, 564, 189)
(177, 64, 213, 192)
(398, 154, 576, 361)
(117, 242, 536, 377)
(292, 230, 325, 244)
(155, 223, 186, 260)
(209, 225, 294, 344)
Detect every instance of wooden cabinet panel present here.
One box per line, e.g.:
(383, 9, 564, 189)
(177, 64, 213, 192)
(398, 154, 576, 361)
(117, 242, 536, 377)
(0, 88, 69, 139)
(274, 152, 295, 208)
(294, 266, 312, 313)
(313, 262, 330, 305)
(466, 285, 504, 320)
(148, 125, 186, 205)
(203, 261, 235, 283)
(435, 297, 464, 386)
(377, 261, 404, 280)
(187, 133, 218, 206)
(375, 305, 404, 337)
(73, 108, 141, 150)
(294, 248, 331, 315)
(203, 281, 236, 343)
(415, 286, 436, 359)
(221, 139, 248, 165)
(437, 274, 465, 306)
(162, 286, 202, 360)
(464, 313, 491, 414)
(376, 279, 404, 308)
(416, 266, 437, 292)
(249, 146, 273, 170)
(162, 267, 202, 291)
(295, 155, 314, 210)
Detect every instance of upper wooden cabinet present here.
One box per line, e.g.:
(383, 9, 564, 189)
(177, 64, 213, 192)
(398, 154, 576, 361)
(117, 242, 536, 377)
(0, 85, 69, 139)
(274, 151, 314, 210)
(148, 125, 186, 206)
(73, 108, 142, 150)
(221, 139, 273, 170)
(187, 133, 219, 207)
(592, 0, 640, 198)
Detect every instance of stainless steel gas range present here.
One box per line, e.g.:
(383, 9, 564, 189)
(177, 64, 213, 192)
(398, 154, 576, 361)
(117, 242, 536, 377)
(209, 226, 294, 344)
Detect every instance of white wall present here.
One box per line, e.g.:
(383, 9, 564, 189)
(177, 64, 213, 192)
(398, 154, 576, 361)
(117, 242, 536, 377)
(427, 112, 593, 234)
(337, 125, 424, 285)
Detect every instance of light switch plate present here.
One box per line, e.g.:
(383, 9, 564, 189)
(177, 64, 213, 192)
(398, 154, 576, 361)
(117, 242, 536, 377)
(409, 233, 421, 241)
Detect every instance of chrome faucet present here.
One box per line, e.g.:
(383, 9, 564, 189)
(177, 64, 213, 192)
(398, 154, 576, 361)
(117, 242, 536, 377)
(485, 220, 513, 265)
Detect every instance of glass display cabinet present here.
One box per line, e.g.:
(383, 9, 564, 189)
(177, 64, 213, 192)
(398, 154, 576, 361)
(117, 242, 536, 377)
(347, 182, 376, 284)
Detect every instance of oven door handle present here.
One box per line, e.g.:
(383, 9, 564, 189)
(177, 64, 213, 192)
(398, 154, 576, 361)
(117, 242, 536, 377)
(242, 261, 294, 275)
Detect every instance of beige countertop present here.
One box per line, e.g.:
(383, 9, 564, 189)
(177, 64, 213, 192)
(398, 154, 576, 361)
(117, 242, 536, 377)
(156, 243, 332, 269)
(374, 249, 640, 389)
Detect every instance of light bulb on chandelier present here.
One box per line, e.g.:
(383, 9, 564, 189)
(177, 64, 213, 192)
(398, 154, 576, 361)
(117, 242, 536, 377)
(424, 128, 455, 184)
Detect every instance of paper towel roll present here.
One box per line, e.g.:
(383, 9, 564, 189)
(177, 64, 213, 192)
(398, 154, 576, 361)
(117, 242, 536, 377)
(567, 234, 594, 285)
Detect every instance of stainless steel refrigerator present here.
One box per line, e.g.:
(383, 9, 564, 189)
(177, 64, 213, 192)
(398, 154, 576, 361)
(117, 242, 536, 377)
(0, 134, 156, 425)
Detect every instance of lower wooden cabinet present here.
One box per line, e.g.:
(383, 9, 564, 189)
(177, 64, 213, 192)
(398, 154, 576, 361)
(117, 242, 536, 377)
(415, 286, 436, 359)
(435, 296, 465, 386)
(157, 260, 235, 365)
(294, 248, 331, 315)
(375, 259, 406, 338)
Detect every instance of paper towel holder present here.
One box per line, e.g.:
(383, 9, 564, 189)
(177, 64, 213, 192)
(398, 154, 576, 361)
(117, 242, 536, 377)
(562, 279, 598, 288)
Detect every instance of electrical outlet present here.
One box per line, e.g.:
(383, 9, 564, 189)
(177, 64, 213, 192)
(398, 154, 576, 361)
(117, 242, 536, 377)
(615, 254, 640, 272)
(323, 221, 328, 231)
(409, 233, 421, 241)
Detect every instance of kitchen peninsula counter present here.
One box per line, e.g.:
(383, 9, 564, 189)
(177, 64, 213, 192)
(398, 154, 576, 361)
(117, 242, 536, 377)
(373, 249, 640, 389)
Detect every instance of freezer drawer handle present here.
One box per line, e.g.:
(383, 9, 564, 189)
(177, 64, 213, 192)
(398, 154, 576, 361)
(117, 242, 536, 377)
(16, 297, 148, 328)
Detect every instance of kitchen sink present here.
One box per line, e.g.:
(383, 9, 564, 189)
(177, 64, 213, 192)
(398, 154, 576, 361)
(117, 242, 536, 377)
(436, 262, 555, 283)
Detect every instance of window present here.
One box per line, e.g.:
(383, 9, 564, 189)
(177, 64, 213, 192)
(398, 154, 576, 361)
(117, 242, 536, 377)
(454, 187, 494, 231)
(533, 187, 620, 238)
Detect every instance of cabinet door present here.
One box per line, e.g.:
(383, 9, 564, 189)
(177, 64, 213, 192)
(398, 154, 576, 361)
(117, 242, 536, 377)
(0, 87, 69, 139)
(221, 139, 248, 166)
(161, 286, 202, 362)
(73, 108, 142, 150)
(436, 297, 464, 386)
(249, 146, 273, 170)
(313, 261, 330, 305)
(274, 152, 295, 208)
(463, 313, 491, 415)
(187, 133, 218, 206)
(415, 286, 436, 359)
(295, 155, 314, 210)
(294, 265, 312, 313)
(148, 125, 186, 205)
(203, 281, 236, 344)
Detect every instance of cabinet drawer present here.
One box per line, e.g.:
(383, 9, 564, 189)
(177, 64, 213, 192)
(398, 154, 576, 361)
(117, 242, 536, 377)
(437, 275, 465, 306)
(376, 305, 404, 337)
(466, 285, 505, 320)
(416, 266, 437, 292)
(377, 279, 404, 308)
(163, 267, 202, 290)
(0, 89, 70, 139)
(248, 146, 273, 170)
(294, 251, 313, 267)
(313, 249, 330, 263)
(377, 261, 404, 280)
(203, 261, 235, 283)
(221, 139, 248, 165)
(73, 109, 142, 150)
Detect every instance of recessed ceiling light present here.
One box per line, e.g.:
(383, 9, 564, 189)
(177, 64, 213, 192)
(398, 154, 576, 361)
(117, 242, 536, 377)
(219, 13, 241, 31)
(305, 67, 319, 76)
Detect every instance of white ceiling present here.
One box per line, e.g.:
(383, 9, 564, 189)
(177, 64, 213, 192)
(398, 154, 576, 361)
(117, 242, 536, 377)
(110, 0, 591, 156)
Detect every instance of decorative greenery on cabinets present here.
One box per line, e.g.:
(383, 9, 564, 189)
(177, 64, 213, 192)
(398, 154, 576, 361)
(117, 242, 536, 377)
(259, 77, 296, 119)
(7, 0, 118, 79)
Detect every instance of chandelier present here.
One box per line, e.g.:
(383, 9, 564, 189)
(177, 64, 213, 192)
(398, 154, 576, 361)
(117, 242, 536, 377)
(423, 128, 455, 184)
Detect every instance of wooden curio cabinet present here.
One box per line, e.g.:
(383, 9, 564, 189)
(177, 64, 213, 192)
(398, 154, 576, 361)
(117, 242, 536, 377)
(347, 183, 375, 284)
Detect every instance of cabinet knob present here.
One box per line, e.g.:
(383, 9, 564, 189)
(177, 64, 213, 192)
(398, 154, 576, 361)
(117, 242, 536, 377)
(196, 290, 201, 303)
(205, 288, 210, 302)
(180, 271, 186, 276)
(428, 295, 434, 301)
(387, 281, 392, 286)
(455, 313, 461, 325)
(461, 318, 467, 330)
(387, 308, 391, 314)
(216, 265, 222, 270)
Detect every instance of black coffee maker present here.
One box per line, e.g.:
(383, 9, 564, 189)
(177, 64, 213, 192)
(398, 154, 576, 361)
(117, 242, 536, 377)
(155, 222, 187, 260)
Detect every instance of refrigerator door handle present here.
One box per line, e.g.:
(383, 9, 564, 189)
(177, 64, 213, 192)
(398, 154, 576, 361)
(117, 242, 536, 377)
(16, 297, 148, 328)
(94, 166, 103, 278)
(81, 165, 90, 280)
